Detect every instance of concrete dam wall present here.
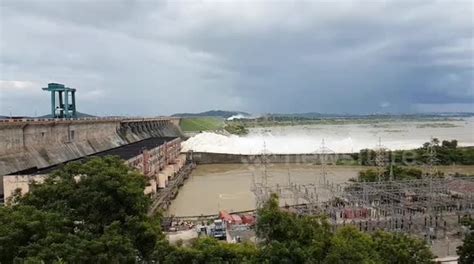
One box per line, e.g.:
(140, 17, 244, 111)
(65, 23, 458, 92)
(0, 117, 183, 176)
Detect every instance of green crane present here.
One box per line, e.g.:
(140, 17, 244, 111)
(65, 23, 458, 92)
(42, 83, 77, 118)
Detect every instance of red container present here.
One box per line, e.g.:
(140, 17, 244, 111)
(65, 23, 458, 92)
(241, 215, 255, 226)
(231, 214, 243, 225)
(343, 209, 354, 219)
(219, 210, 233, 223)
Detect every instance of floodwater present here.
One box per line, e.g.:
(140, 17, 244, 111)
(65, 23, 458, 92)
(182, 117, 474, 154)
(166, 164, 474, 217)
(166, 164, 360, 216)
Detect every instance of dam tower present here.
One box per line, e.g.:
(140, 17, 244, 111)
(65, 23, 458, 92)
(42, 83, 77, 118)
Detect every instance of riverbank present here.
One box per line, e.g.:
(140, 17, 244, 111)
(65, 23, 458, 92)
(148, 162, 196, 215)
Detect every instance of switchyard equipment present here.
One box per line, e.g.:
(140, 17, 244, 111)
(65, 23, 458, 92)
(42, 83, 77, 118)
(251, 138, 474, 241)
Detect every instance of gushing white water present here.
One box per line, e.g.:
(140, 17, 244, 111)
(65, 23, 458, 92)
(182, 119, 474, 154)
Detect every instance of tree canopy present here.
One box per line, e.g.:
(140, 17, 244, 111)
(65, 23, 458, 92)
(356, 165, 426, 182)
(254, 194, 434, 264)
(457, 218, 474, 264)
(0, 156, 162, 263)
(357, 139, 474, 166)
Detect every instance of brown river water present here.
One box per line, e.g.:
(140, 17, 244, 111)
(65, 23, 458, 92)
(166, 164, 474, 217)
(166, 164, 361, 216)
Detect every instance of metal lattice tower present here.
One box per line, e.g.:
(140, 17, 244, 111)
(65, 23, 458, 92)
(425, 137, 439, 179)
(251, 140, 273, 209)
(261, 141, 270, 188)
(424, 137, 440, 241)
(315, 139, 335, 187)
(375, 137, 387, 182)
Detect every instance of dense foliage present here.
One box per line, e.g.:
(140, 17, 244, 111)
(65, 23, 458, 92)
(224, 123, 249, 135)
(457, 218, 474, 264)
(357, 139, 474, 166)
(254, 194, 434, 264)
(1, 157, 436, 263)
(0, 157, 162, 263)
(356, 165, 424, 182)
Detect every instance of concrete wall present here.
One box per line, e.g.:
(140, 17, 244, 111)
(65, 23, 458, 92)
(0, 117, 182, 176)
(188, 152, 354, 165)
(2, 174, 47, 202)
(2, 138, 186, 201)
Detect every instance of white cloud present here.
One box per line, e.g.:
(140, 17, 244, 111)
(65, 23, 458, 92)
(380, 101, 391, 108)
(0, 80, 38, 91)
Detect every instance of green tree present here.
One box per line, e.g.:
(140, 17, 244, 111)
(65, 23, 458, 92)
(256, 194, 332, 262)
(372, 231, 434, 264)
(324, 226, 382, 264)
(442, 140, 458, 149)
(0, 205, 70, 263)
(159, 237, 257, 264)
(22, 157, 150, 233)
(457, 218, 474, 264)
(357, 166, 429, 182)
(21, 222, 138, 264)
(1, 156, 163, 263)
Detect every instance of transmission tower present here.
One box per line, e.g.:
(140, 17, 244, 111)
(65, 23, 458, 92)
(261, 141, 270, 188)
(423, 137, 440, 243)
(315, 139, 335, 186)
(425, 137, 439, 179)
(375, 137, 387, 182)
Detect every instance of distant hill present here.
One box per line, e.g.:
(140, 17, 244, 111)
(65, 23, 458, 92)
(0, 115, 33, 119)
(172, 110, 250, 119)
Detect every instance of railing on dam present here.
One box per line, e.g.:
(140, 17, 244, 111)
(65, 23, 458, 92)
(0, 116, 179, 124)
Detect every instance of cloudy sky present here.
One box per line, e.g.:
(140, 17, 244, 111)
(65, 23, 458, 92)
(0, 0, 472, 116)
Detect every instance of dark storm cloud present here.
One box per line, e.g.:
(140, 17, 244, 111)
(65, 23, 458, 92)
(0, 0, 472, 116)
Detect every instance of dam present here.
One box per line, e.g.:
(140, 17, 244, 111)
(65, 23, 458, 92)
(0, 116, 190, 209)
(0, 83, 195, 210)
(0, 117, 182, 176)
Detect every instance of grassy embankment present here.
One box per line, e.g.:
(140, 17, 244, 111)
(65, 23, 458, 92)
(180, 117, 248, 135)
(180, 117, 224, 132)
